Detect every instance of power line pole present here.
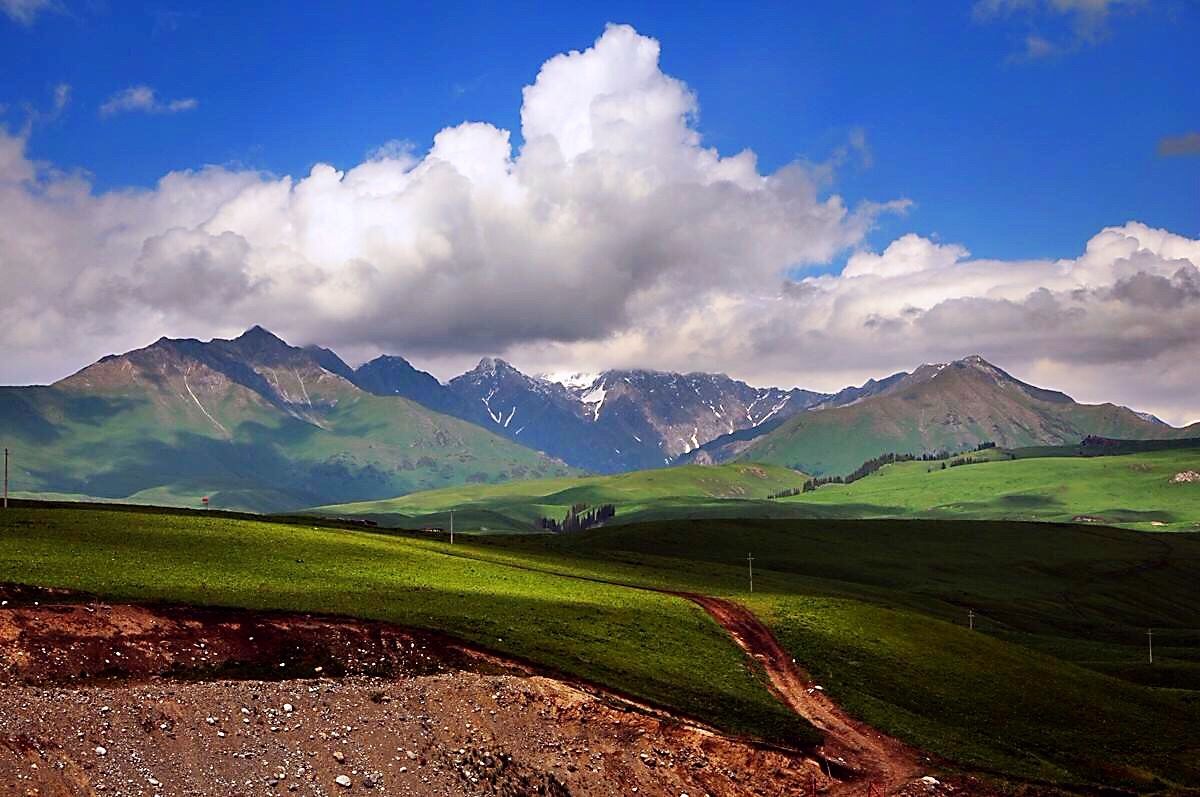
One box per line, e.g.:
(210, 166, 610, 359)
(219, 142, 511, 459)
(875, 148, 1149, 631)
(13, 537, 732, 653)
(1147, 628, 1153, 664)
(449, 509, 454, 545)
(968, 609, 975, 630)
(747, 552, 754, 593)
(3, 447, 8, 510)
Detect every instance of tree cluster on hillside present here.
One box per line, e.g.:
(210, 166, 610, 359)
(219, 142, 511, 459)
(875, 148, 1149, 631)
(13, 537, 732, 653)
(767, 486, 805, 499)
(775, 445, 1012, 495)
(777, 450, 954, 495)
(538, 503, 616, 533)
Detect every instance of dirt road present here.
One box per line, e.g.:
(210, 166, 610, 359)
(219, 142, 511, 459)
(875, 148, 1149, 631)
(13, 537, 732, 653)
(684, 594, 925, 794)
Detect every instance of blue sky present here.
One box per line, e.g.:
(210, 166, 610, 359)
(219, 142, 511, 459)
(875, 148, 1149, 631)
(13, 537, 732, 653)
(4, 1, 1196, 262)
(2, 2, 1199, 423)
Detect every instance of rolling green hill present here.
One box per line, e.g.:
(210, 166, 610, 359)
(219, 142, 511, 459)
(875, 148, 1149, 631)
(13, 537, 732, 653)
(315, 462, 811, 530)
(517, 518, 1200, 791)
(0, 506, 814, 747)
(733, 356, 1196, 475)
(318, 444, 1200, 532)
(779, 445, 1200, 530)
(0, 328, 572, 512)
(1, 505, 1197, 792)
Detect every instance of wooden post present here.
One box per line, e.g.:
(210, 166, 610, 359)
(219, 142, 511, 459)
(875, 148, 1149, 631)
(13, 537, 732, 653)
(747, 552, 754, 593)
(3, 447, 8, 509)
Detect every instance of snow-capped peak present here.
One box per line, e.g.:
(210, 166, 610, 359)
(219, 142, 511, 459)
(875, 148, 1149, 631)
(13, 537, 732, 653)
(537, 371, 600, 390)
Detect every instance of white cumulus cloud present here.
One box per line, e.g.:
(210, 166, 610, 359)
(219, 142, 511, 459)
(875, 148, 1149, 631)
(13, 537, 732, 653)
(0, 24, 887, 380)
(0, 23, 1197, 426)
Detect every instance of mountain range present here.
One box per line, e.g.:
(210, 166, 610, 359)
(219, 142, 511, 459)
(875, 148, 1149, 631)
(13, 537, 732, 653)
(0, 327, 571, 512)
(693, 356, 1196, 474)
(1, 327, 1194, 511)
(345, 350, 830, 472)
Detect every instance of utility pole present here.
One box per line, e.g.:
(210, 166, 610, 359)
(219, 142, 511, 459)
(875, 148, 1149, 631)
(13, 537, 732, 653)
(747, 552, 754, 593)
(968, 609, 975, 630)
(449, 509, 454, 545)
(3, 447, 8, 510)
(1148, 628, 1153, 664)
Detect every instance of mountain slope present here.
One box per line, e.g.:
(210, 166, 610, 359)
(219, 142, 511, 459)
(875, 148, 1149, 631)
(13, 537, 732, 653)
(347, 351, 828, 473)
(436, 360, 825, 472)
(352, 354, 477, 419)
(735, 355, 1189, 475)
(681, 367, 954, 464)
(564, 370, 826, 459)
(0, 328, 572, 512)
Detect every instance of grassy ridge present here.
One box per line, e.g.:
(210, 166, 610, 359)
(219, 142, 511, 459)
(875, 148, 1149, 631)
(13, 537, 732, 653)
(318, 447, 1200, 532)
(317, 463, 811, 530)
(0, 506, 814, 746)
(780, 447, 1200, 530)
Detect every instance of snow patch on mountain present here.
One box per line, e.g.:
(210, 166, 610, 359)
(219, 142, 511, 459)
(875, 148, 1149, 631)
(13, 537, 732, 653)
(581, 384, 607, 420)
(539, 371, 600, 390)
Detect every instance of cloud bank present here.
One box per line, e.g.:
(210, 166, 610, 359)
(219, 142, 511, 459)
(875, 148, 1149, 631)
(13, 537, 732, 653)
(0, 24, 1197, 425)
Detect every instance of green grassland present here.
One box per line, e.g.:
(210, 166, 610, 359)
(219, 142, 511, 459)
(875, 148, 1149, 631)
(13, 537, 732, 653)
(0, 506, 812, 746)
(316, 463, 813, 530)
(317, 447, 1200, 533)
(780, 447, 1200, 530)
(464, 519, 1200, 791)
(2, 504, 1198, 792)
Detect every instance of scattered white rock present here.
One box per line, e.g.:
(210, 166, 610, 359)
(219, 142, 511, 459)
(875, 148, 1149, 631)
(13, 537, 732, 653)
(94, 746, 107, 756)
(334, 774, 352, 788)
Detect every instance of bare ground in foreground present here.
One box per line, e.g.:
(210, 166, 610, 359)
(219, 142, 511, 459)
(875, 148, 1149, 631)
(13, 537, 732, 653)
(0, 584, 987, 796)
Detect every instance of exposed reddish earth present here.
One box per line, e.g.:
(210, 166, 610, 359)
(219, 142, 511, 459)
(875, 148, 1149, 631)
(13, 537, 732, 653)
(0, 584, 985, 796)
(683, 595, 924, 794)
